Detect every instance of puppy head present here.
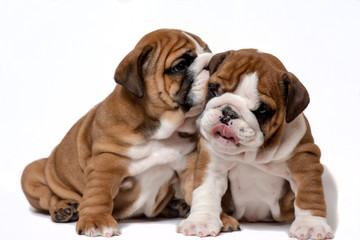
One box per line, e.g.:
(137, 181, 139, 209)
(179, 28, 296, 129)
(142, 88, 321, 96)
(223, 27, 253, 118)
(199, 49, 309, 155)
(114, 29, 212, 114)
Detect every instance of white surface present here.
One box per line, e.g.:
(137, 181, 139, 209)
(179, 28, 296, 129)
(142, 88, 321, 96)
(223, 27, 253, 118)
(0, 0, 359, 239)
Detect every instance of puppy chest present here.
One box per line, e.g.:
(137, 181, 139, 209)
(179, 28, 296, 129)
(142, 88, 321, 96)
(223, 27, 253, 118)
(131, 165, 175, 217)
(228, 163, 286, 221)
(127, 135, 196, 176)
(122, 134, 195, 217)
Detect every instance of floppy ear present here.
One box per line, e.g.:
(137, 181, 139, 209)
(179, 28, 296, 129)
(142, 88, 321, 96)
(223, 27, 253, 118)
(208, 51, 231, 75)
(114, 44, 154, 98)
(282, 72, 310, 123)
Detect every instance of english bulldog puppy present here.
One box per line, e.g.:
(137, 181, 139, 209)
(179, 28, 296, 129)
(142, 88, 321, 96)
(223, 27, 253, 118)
(21, 29, 212, 237)
(178, 49, 333, 239)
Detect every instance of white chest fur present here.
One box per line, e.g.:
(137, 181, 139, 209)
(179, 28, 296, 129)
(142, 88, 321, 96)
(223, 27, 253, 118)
(126, 132, 196, 217)
(228, 162, 286, 221)
(127, 132, 195, 175)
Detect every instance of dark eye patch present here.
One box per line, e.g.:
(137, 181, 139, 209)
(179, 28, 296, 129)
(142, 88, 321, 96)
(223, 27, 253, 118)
(165, 52, 195, 75)
(251, 102, 275, 126)
(171, 52, 197, 112)
(206, 83, 220, 102)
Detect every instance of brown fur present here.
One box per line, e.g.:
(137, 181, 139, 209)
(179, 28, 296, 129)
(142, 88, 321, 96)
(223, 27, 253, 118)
(179, 137, 210, 205)
(179, 150, 198, 205)
(21, 29, 210, 235)
(287, 117, 326, 217)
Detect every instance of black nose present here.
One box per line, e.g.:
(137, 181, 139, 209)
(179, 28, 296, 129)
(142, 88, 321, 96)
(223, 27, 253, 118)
(220, 115, 231, 125)
(220, 106, 239, 125)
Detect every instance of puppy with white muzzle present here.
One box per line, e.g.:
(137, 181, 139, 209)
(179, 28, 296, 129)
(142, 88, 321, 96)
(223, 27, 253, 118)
(21, 29, 212, 237)
(178, 49, 333, 240)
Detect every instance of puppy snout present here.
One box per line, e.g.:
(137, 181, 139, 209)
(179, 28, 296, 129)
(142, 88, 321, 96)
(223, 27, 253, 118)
(220, 106, 239, 125)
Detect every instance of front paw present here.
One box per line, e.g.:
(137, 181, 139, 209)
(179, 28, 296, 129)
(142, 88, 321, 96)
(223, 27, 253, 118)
(289, 216, 333, 240)
(177, 214, 223, 237)
(76, 214, 120, 237)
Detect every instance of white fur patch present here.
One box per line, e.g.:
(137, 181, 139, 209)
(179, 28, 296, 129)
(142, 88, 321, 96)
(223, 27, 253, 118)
(229, 162, 285, 221)
(183, 31, 212, 106)
(187, 52, 212, 106)
(290, 207, 333, 239)
(151, 119, 177, 140)
(183, 32, 203, 54)
(128, 133, 195, 175)
(84, 226, 120, 237)
(234, 72, 259, 110)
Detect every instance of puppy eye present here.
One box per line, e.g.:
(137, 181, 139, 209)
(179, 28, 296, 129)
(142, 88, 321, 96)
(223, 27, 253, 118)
(257, 103, 269, 114)
(206, 83, 220, 102)
(252, 102, 275, 122)
(171, 59, 189, 73)
(251, 103, 274, 126)
(165, 52, 195, 75)
(209, 84, 218, 97)
(210, 88, 218, 97)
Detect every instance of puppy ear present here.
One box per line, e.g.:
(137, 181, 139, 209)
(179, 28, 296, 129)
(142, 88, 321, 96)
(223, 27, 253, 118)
(282, 72, 310, 123)
(114, 44, 154, 98)
(208, 51, 231, 75)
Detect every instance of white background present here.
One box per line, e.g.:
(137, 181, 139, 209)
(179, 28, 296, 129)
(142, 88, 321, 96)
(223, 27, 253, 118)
(1, 0, 359, 239)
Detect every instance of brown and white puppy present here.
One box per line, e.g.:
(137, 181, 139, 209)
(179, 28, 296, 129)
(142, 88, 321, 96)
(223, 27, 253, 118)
(178, 49, 333, 239)
(21, 29, 212, 237)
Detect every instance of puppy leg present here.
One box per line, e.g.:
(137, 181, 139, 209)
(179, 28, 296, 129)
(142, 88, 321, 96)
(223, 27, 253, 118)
(21, 158, 53, 212)
(76, 153, 127, 237)
(177, 175, 227, 237)
(287, 144, 333, 240)
(22, 158, 80, 223)
(177, 165, 228, 237)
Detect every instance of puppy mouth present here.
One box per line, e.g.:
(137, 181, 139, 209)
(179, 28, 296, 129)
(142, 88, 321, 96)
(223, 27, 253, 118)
(211, 124, 240, 145)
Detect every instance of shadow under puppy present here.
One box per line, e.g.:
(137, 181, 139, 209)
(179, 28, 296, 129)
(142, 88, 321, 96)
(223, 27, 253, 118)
(178, 49, 333, 240)
(21, 29, 212, 237)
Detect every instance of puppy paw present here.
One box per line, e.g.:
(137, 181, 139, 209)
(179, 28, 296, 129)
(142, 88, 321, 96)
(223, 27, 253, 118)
(220, 213, 241, 232)
(51, 200, 79, 223)
(160, 198, 190, 218)
(177, 214, 222, 237)
(76, 214, 120, 237)
(289, 216, 333, 240)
